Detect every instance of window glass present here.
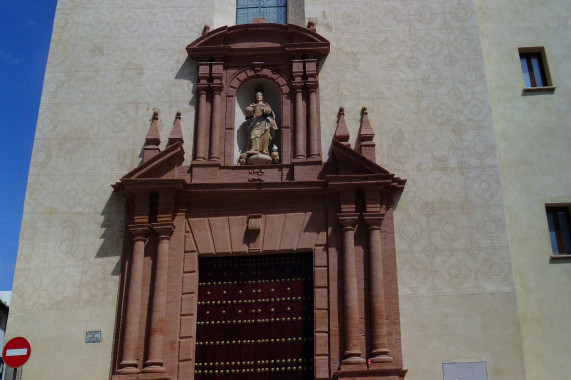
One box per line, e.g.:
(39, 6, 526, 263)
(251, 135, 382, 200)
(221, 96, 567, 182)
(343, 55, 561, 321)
(557, 209, 571, 252)
(546, 207, 571, 254)
(530, 56, 545, 87)
(546, 211, 559, 253)
(519, 50, 549, 88)
(520, 58, 531, 87)
(237, 0, 287, 24)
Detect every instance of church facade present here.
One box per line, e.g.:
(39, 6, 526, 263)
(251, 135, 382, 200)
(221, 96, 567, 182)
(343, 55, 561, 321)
(6, 1, 570, 379)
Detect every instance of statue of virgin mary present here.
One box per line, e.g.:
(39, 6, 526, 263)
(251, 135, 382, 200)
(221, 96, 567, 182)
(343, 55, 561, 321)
(244, 91, 278, 156)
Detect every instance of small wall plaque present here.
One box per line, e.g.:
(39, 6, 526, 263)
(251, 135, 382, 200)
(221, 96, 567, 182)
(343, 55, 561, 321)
(85, 330, 102, 343)
(443, 361, 487, 380)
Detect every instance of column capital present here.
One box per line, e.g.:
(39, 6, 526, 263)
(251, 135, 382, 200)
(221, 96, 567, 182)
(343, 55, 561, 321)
(292, 82, 305, 91)
(197, 84, 209, 94)
(337, 213, 359, 228)
(210, 84, 223, 94)
(152, 222, 175, 239)
(306, 81, 318, 92)
(129, 224, 150, 239)
(363, 213, 385, 228)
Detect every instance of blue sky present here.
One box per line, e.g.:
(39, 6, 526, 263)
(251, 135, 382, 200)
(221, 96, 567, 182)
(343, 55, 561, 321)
(0, 0, 57, 290)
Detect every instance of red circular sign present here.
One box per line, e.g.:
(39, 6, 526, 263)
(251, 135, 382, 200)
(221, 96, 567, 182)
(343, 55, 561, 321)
(2, 337, 31, 368)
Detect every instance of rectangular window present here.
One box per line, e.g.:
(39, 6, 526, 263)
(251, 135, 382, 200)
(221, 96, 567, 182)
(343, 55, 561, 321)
(546, 206, 571, 254)
(237, 0, 287, 24)
(518, 47, 553, 90)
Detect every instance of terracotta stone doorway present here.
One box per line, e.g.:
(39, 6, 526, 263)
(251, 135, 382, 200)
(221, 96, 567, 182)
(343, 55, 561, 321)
(194, 252, 315, 379)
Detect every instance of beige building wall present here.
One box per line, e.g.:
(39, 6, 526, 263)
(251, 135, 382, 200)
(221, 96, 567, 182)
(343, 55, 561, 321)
(304, 1, 522, 378)
(7, 0, 536, 379)
(475, 0, 571, 378)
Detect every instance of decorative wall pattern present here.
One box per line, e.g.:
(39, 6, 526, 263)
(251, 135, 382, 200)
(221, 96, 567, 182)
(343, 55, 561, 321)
(305, 0, 513, 296)
(13, 0, 514, 312)
(12, 0, 215, 314)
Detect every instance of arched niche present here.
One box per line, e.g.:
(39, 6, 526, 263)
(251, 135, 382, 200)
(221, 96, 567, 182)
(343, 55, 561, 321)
(234, 78, 283, 164)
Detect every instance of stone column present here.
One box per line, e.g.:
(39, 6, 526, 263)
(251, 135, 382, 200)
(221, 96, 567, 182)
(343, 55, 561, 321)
(195, 85, 208, 161)
(117, 224, 149, 374)
(294, 84, 306, 159)
(143, 222, 175, 373)
(364, 213, 393, 363)
(307, 83, 319, 158)
(338, 214, 366, 364)
(209, 85, 222, 161)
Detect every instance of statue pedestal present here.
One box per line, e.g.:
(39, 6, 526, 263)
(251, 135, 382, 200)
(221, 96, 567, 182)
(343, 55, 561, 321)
(247, 153, 272, 165)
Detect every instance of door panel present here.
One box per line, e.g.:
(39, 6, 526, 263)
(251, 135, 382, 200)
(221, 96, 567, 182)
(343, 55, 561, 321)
(195, 253, 314, 379)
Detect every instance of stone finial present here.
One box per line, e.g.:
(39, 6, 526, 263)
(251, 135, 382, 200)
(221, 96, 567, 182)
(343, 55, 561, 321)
(307, 19, 317, 32)
(358, 106, 376, 162)
(334, 107, 351, 147)
(202, 24, 211, 35)
(146, 111, 161, 145)
(359, 107, 375, 142)
(168, 111, 184, 146)
(143, 111, 161, 162)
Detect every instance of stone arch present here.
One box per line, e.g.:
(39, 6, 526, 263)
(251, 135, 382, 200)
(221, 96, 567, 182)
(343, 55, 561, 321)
(227, 65, 290, 97)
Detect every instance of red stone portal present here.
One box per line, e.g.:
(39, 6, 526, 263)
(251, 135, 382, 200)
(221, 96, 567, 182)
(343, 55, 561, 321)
(111, 23, 407, 380)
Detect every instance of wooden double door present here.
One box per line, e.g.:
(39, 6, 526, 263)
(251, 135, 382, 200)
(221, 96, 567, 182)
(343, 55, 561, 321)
(194, 252, 314, 379)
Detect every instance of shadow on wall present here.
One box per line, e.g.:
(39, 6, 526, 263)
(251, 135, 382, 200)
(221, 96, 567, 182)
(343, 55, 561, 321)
(97, 54, 198, 277)
(95, 192, 127, 277)
(175, 56, 198, 108)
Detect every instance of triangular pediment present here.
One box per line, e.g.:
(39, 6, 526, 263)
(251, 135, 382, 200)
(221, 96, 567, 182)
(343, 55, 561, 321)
(121, 142, 185, 180)
(329, 138, 406, 188)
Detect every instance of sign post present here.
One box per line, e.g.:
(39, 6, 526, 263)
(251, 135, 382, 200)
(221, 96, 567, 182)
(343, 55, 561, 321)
(2, 337, 31, 379)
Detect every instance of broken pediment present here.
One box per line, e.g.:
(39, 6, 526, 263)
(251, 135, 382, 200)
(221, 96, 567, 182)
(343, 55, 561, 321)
(186, 23, 330, 61)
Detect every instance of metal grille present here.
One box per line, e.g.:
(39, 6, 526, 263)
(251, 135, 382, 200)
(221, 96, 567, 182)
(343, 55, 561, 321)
(194, 252, 314, 379)
(236, 0, 287, 24)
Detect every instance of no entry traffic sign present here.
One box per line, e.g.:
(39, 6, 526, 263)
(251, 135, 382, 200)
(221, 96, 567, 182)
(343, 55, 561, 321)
(2, 337, 31, 368)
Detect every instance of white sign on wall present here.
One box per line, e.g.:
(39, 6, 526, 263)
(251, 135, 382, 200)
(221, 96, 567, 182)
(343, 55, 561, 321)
(443, 361, 488, 380)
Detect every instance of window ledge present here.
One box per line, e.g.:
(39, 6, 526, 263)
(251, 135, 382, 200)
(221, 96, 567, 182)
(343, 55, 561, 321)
(549, 254, 571, 262)
(522, 86, 556, 94)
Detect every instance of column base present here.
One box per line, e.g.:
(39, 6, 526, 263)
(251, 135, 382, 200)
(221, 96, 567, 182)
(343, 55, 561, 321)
(142, 365, 166, 373)
(341, 354, 367, 370)
(112, 374, 171, 380)
(292, 159, 322, 181)
(191, 161, 220, 183)
(333, 367, 408, 379)
(370, 355, 394, 363)
(116, 362, 140, 375)
(370, 348, 394, 363)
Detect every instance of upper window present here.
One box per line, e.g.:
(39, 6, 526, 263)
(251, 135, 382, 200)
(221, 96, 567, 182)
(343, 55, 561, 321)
(546, 206, 571, 254)
(518, 47, 553, 91)
(237, 0, 287, 24)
